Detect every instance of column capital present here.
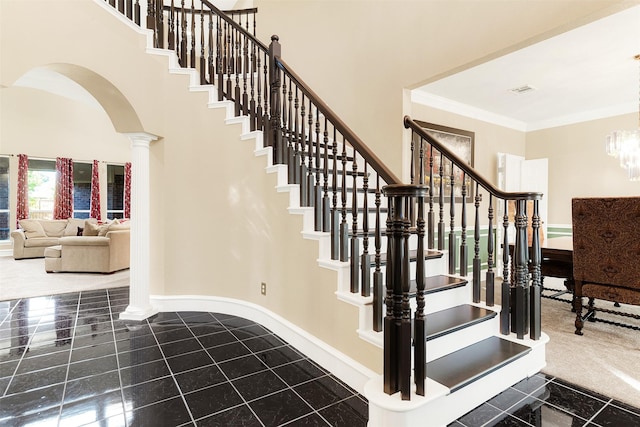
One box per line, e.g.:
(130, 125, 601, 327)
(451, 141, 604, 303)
(123, 132, 160, 144)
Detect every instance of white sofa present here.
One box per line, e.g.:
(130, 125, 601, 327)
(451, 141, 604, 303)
(44, 229, 130, 273)
(11, 218, 97, 259)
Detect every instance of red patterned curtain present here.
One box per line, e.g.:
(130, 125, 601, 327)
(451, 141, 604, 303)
(53, 157, 74, 219)
(90, 160, 101, 220)
(124, 162, 132, 218)
(16, 154, 29, 227)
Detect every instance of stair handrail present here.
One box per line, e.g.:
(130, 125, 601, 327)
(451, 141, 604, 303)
(275, 56, 401, 185)
(404, 116, 542, 201)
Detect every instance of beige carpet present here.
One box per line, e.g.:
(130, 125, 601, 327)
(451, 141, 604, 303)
(536, 277, 640, 408)
(0, 255, 129, 301)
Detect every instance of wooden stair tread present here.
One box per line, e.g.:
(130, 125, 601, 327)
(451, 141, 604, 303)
(383, 275, 467, 298)
(427, 336, 531, 392)
(426, 304, 497, 341)
(377, 249, 443, 264)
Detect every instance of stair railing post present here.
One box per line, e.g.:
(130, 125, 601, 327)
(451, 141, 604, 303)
(529, 199, 542, 340)
(513, 199, 529, 339)
(268, 35, 283, 163)
(382, 184, 428, 401)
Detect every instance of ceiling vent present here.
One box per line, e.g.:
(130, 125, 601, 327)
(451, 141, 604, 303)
(509, 85, 537, 95)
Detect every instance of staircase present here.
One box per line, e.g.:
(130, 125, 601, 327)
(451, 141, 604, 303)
(96, 1, 547, 425)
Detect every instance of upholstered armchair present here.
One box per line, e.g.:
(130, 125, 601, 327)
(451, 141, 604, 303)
(571, 197, 640, 335)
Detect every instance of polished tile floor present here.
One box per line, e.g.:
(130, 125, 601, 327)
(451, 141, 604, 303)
(0, 287, 639, 427)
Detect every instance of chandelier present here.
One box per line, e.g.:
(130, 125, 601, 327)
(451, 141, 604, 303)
(605, 54, 640, 181)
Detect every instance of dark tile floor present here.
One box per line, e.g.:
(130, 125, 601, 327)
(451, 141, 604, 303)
(1, 287, 639, 427)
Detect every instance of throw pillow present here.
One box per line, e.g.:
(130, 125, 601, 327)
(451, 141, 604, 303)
(83, 222, 100, 236)
(18, 219, 46, 239)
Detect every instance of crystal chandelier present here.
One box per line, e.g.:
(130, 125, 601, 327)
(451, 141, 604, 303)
(605, 54, 640, 181)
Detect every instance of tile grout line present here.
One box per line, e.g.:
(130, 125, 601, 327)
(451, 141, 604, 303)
(107, 288, 129, 426)
(182, 312, 267, 427)
(56, 292, 83, 425)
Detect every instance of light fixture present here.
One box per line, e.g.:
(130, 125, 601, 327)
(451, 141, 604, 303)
(605, 54, 640, 181)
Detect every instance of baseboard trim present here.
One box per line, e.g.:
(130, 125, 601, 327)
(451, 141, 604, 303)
(150, 294, 377, 395)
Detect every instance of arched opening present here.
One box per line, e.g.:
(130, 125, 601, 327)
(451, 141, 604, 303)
(2, 63, 156, 318)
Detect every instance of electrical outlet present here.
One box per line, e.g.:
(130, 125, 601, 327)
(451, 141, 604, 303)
(261, 282, 267, 295)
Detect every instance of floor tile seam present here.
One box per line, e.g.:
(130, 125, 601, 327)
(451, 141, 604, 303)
(277, 409, 332, 426)
(190, 401, 265, 426)
(2, 375, 68, 398)
(551, 378, 611, 405)
(482, 411, 535, 427)
(58, 292, 83, 422)
(581, 398, 612, 427)
(146, 315, 198, 426)
(311, 393, 365, 414)
(609, 400, 640, 417)
(105, 288, 128, 427)
(0, 297, 60, 397)
(187, 315, 267, 427)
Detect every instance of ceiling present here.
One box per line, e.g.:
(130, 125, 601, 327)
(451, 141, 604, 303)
(412, 5, 640, 132)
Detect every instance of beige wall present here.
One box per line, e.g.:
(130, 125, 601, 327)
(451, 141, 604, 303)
(254, 0, 631, 180)
(526, 112, 638, 225)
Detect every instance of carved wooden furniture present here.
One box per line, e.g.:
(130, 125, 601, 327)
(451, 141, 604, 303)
(571, 197, 640, 335)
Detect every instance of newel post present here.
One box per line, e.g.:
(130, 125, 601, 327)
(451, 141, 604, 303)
(382, 184, 429, 400)
(268, 35, 284, 163)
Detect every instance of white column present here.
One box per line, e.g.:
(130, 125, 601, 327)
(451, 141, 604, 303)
(120, 132, 158, 321)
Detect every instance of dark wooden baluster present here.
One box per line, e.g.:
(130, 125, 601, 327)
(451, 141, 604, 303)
(156, 0, 164, 49)
(448, 160, 456, 275)
(500, 199, 511, 335)
(125, 0, 132, 20)
(242, 33, 249, 115)
(286, 79, 295, 184)
(486, 192, 495, 306)
(168, 1, 175, 50)
(339, 137, 348, 262)
(216, 15, 224, 101)
(361, 162, 370, 297)
(473, 184, 481, 303)
(261, 50, 269, 133)
(293, 87, 301, 186)
(530, 199, 541, 340)
(459, 172, 467, 276)
(314, 108, 322, 231)
(383, 193, 398, 396)
(234, 28, 242, 116)
(180, 1, 187, 67)
(299, 96, 308, 206)
(306, 101, 315, 209)
(225, 21, 233, 101)
(280, 75, 289, 173)
(350, 151, 360, 294)
(190, 1, 196, 68)
(134, 0, 140, 25)
(428, 145, 434, 249)
(254, 50, 262, 124)
(249, 41, 257, 130)
(207, 12, 214, 85)
(513, 199, 529, 339)
(373, 175, 383, 332)
(199, 6, 206, 84)
(438, 152, 445, 250)
(322, 119, 330, 232)
(330, 129, 339, 260)
(146, 0, 157, 46)
(414, 185, 426, 396)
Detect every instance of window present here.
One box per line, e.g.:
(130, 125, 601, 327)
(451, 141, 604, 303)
(73, 162, 92, 219)
(107, 164, 125, 219)
(28, 159, 56, 220)
(0, 156, 9, 241)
